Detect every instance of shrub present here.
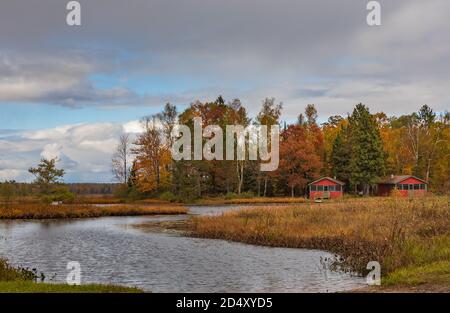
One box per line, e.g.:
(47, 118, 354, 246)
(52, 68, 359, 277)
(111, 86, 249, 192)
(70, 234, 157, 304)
(0, 258, 39, 282)
(113, 184, 130, 199)
(390, 187, 402, 198)
(160, 191, 176, 202)
(239, 191, 255, 199)
(224, 192, 237, 200)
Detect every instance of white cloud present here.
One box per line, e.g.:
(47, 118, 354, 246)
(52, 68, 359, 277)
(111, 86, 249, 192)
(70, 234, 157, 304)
(123, 120, 145, 133)
(41, 143, 62, 160)
(0, 169, 22, 181)
(0, 120, 142, 182)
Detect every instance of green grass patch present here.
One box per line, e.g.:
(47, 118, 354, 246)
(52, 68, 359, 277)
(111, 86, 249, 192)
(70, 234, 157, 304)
(384, 260, 450, 286)
(0, 281, 142, 293)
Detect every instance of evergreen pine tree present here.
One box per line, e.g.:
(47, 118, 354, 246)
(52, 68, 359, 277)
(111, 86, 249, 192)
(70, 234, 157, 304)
(348, 103, 385, 195)
(331, 125, 352, 185)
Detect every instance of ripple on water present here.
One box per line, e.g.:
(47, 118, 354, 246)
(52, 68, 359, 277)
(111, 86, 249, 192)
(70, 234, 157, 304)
(0, 206, 365, 292)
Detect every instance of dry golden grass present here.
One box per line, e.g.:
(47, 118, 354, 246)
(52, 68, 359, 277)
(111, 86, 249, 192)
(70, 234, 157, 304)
(0, 203, 187, 219)
(191, 196, 450, 281)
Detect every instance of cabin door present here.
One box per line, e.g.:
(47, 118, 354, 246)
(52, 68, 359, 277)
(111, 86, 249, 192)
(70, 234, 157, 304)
(408, 184, 414, 197)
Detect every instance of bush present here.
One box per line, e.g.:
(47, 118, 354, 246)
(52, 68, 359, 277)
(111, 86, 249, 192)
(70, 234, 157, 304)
(239, 191, 255, 199)
(0, 258, 38, 282)
(113, 184, 129, 199)
(159, 191, 176, 202)
(224, 191, 254, 200)
(390, 187, 402, 198)
(40, 186, 76, 204)
(224, 192, 237, 200)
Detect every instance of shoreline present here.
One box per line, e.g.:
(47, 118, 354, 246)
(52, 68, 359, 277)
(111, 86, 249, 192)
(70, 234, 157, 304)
(2, 197, 448, 293)
(136, 197, 450, 293)
(135, 219, 450, 293)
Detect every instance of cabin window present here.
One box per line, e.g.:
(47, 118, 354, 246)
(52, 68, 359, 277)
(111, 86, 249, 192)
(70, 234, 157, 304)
(318, 185, 324, 191)
(420, 184, 426, 190)
(310, 185, 316, 191)
(397, 184, 402, 190)
(414, 184, 420, 190)
(329, 186, 335, 192)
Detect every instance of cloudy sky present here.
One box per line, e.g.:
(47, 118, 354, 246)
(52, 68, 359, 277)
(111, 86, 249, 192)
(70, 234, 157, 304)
(0, 0, 449, 182)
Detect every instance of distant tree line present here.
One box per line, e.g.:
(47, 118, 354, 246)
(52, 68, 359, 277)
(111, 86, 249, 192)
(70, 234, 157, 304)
(110, 97, 449, 201)
(0, 159, 119, 207)
(1, 98, 448, 206)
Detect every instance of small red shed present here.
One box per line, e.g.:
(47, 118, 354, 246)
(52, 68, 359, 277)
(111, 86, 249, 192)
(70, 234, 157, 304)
(377, 175, 427, 197)
(309, 177, 345, 199)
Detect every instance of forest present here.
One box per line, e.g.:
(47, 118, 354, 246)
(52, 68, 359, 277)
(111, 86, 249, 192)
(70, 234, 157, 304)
(1, 98, 448, 203)
(109, 97, 449, 202)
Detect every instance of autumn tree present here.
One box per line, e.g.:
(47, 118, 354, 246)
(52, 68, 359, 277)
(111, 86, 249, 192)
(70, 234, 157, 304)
(255, 97, 282, 196)
(305, 104, 318, 126)
(428, 112, 450, 193)
(277, 125, 322, 197)
(227, 98, 250, 195)
(132, 116, 171, 194)
(112, 133, 132, 184)
(322, 115, 346, 175)
(156, 103, 178, 147)
(176, 97, 233, 197)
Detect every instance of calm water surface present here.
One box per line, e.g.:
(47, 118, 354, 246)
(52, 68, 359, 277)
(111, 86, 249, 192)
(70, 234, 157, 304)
(0, 205, 365, 292)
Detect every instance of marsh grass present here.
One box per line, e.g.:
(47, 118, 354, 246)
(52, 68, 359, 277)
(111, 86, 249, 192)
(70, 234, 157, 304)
(190, 196, 449, 286)
(0, 258, 38, 282)
(0, 203, 187, 219)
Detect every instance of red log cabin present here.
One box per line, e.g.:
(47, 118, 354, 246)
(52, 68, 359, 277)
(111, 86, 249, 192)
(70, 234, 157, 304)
(377, 175, 428, 197)
(309, 177, 345, 199)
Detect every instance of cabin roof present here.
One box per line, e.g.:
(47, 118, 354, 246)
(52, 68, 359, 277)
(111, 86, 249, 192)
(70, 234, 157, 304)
(309, 177, 345, 186)
(378, 175, 427, 185)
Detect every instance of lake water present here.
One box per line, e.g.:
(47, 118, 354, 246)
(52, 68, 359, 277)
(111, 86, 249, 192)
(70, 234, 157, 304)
(0, 205, 365, 292)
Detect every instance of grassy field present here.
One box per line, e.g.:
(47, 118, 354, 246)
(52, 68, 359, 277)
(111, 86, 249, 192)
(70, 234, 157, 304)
(189, 196, 450, 290)
(0, 203, 187, 219)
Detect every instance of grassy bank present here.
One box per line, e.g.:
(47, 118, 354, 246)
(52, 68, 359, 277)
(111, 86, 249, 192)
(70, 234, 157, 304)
(0, 258, 141, 293)
(0, 281, 142, 293)
(0, 204, 187, 219)
(190, 196, 449, 289)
